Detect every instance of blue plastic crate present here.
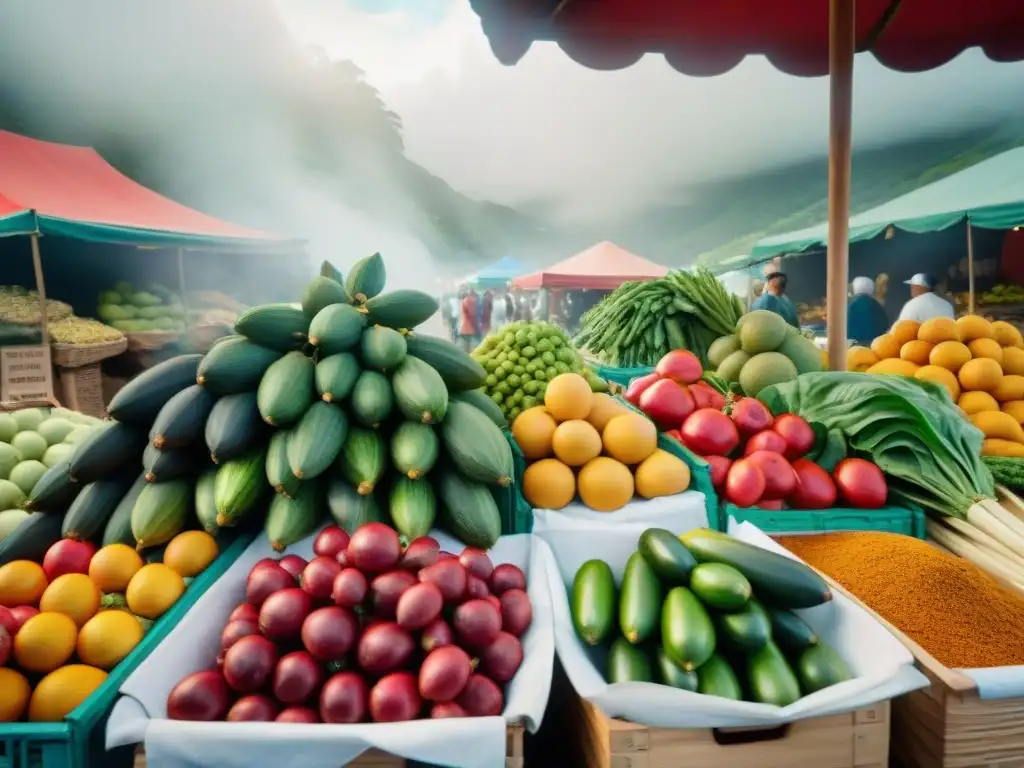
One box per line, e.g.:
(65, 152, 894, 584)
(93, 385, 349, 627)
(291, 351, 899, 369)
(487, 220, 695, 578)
(594, 363, 655, 388)
(0, 529, 257, 768)
(722, 502, 926, 538)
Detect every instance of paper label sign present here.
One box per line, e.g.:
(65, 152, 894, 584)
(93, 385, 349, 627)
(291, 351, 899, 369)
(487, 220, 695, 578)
(1, 345, 54, 403)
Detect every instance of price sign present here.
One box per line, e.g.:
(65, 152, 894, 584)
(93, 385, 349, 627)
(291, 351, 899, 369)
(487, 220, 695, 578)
(1, 345, 54, 403)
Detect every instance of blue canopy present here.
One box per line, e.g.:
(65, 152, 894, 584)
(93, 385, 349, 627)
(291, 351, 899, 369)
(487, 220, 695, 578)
(468, 256, 525, 287)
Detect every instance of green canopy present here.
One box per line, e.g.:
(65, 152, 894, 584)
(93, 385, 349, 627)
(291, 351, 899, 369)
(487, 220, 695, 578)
(749, 146, 1024, 262)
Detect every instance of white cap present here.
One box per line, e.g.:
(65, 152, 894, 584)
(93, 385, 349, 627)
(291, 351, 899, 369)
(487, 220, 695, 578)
(904, 273, 936, 289)
(852, 277, 874, 295)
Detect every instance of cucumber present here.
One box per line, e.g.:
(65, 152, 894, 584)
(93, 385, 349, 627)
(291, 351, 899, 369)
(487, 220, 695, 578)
(345, 252, 386, 305)
(351, 370, 394, 428)
(690, 562, 751, 610)
(68, 421, 148, 484)
(450, 390, 506, 429)
(213, 448, 268, 527)
(390, 422, 439, 480)
(746, 641, 802, 707)
(234, 303, 309, 352)
(149, 385, 217, 450)
(436, 469, 501, 549)
(716, 598, 771, 653)
(63, 476, 135, 542)
(661, 587, 716, 671)
(406, 335, 487, 393)
(336, 427, 387, 495)
(637, 527, 696, 585)
(363, 289, 439, 331)
(679, 528, 832, 609)
(205, 392, 267, 463)
(107, 354, 203, 426)
(392, 355, 448, 425)
(258, 351, 316, 427)
(795, 642, 853, 695)
(301, 275, 349, 317)
(25, 459, 79, 512)
(196, 337, 281, 395)
(131, 478, 193, 551)
(287, 401, 349, 480)
(308, 304, 366, 356)
(102, 473, 149, 547)
(194, 467, 219, 535)
(264, 479, 322, 552)
(619, 551, 661, 645)
(769, 608, 818, 653)
(327, 476, 385, 533)
(440, 401, 513, 487)
(0, 511, 64, 565)
(266, 430, 300, 498)
(608, 637, 652, 684)
(656, 647, 698, 691)
(143, 443, 207, 483)
(696, 653, 743, 700)
(389, 476, 437, 540)
(316, 353, 361, 403)
(571, 559, 615, 646)
(360, 326, 407, 373)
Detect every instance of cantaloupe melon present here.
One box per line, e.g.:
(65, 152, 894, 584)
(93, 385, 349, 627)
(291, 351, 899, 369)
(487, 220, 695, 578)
(738, 311, 787, 354)
(738, 352, 798, 397)
(578, 456, 634, 511)
(919, 317, 960, 345)
(1003, 346, 1024, 376)
(958, 358, 1003, 393)
(967, 338, 1003, 365)
(522, 458, 576, 510)
(511, 407, 557, 460)
(992, 321, 1024, 348)
(1001, 400, 1024, 425)
(846, 346, 877, 372)
(777, 334, 823, 374)
(890, 320, 921, 346)
(634, 449, 690, 499)
(956, 315, 994, 343)
(37, 418, 75, 446)
(602, 413, 657, 465)
(716, 349, 751, 383)
(707, 335, 741, 368)
(915, 365, 960, 401)
(959, 390, 1000, 414)
(870, 334, 901, 360)
(900, 340, 934, 366)
(993, 375, 1024, 403)
(552, 420, 602, 467)
(929, 341, 972, 373)
(544, 373, 593, 421)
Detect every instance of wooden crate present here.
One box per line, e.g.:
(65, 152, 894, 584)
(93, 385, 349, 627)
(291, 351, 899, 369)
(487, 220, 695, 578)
(133, 723, 524, 767)
(576, 698, 889, 768)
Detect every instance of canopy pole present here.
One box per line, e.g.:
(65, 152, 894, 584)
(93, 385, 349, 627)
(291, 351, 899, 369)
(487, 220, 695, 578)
(30, 233, 48, 344)
(826, 0, 855, 372)
(966, 219, 976, 314)
(177, 248, 190, 317)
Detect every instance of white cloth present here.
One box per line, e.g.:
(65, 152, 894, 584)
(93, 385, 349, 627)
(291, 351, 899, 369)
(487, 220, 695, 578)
(491, 296, 508, 329)
(897, 292, 955, 323)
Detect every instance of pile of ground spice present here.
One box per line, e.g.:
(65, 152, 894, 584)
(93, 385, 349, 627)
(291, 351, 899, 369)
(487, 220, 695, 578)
(776, 531, 1024, 669)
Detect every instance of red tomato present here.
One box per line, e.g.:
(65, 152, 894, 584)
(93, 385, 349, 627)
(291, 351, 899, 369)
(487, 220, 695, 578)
(724, 459, 765, 508)
(704, 455, 732, 491)
(772, 414, 816, 460)
(743, 430, 788, 456)
(744, 451, 796, 501)
(833, 458, 887, 509)
(655, 350, 703, 384)
(689, 382, 716, 410)
(680, 408, 739, 457)
(624, 372, 661, 405)
(730, 398, 774, 437)
(638, 379, 695, 430)
(789, 459, 838, 509)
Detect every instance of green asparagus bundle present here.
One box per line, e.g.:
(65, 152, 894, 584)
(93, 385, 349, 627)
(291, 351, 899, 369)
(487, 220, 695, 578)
(574, 268, 744, 368)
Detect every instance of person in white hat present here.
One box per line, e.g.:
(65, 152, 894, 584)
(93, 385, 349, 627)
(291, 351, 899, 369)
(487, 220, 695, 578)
(848, 277, 889, 345)
(896, 273, 954, 324)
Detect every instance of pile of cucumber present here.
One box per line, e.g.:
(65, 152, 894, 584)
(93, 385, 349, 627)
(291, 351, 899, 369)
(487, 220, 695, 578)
(571, 528, 853, 706)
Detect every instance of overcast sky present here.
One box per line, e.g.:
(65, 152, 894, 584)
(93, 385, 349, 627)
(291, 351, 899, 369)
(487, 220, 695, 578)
(280, 0, 1024, 220)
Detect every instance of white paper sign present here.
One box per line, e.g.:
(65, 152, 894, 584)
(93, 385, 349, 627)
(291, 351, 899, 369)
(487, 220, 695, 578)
(1, 344, 53, 402)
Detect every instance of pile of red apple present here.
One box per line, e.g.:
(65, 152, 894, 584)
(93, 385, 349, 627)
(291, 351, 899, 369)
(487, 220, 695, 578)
(625, 351, 887, 511)
(166, 523, 532, 724)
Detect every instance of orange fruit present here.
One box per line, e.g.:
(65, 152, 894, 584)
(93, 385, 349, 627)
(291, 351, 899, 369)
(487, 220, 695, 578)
(543, 374, 593, 421)
(578, 457, 634, 512)
(88, 544, 143, 593)
(915, 365, 961, 401)
(968, 338, 1004, 365)
(163, 531, 219, 578)
(602, 413, 658, 465)
(39, 573, 101, 628)
(552, 420, 603, 467)
(522, 459, 576, 510)
(586, 393, 627, 432)
(919, 317, 960, 345)
(0, 668, 31, 722)
(929, 341, 972, 373)
(511, 407, 557, 460)
(869, 334, 900, 360)
(14, 611, 78, 673)
(28, 665, 107, 723)
(0, 560, 47, 606)
(900, 340, 934, 366)
(890, 320, 921, 346)
(77, 610, 144, 670)
(125, 564, 185, 620)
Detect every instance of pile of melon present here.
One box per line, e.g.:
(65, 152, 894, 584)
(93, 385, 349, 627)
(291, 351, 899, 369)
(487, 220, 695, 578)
(853, 316, 1024, 457)
(0, 409, 105, 542)
(511, 373, 690, 512)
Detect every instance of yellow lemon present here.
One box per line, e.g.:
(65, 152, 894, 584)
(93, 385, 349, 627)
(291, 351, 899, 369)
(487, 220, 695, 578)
(125, 563, 185, 620)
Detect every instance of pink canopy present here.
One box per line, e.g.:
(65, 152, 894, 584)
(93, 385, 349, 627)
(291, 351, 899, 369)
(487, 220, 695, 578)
(512, 241, 668, 290)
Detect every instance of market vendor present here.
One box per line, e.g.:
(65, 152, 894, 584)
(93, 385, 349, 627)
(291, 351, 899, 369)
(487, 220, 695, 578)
(896, 273, 954, 323)
(847, 276, 890, 345)
(752, 271, 800, 328)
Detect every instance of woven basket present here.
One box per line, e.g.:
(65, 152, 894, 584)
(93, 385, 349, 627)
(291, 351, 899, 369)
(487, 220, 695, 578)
(125, 331, 181, 352)
(51, 336, 128, 369)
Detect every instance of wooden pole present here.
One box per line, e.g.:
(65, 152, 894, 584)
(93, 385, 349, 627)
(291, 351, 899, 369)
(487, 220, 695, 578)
(177, 248, 190, 317)
(30, 233, 48, 343)
(966, 219, 976, 314)
(826, 0, 856, 372)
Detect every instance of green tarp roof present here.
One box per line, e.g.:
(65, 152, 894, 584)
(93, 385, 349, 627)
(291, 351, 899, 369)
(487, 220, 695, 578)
(745, 146, 1024, 264)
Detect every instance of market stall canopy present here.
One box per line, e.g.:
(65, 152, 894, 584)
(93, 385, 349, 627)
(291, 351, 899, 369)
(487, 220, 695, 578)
(467, 256, 526, 287)
(512, 241, 667, 290)
(469, 0, 1024, 77)
(0, 130, 303, 251)
(750, 146, 1024, 262)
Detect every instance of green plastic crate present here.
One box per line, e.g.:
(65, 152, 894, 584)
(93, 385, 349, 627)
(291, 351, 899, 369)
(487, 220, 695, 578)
(721, 502, 927, 538)
(594, 363, 655, 388)
(494, 429, 531, 534)
(0, 529, 257, 768)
